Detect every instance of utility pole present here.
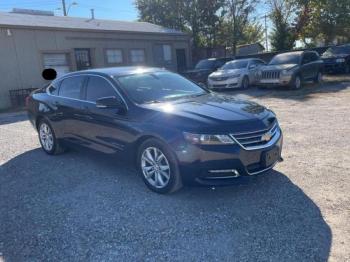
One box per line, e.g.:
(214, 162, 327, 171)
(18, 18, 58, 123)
(90, 9, 95, 19)
(61, 0, 67, 16)
(264, 14, 268, 52)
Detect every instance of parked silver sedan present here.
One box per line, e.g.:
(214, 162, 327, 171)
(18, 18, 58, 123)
(207, 58, 266, 89)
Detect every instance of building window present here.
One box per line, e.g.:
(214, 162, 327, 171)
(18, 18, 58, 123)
(130, 49, 145, 64)
(105, 49, 123, 64)
(43, 53, 70, 77)
(154, 44, 172, 65)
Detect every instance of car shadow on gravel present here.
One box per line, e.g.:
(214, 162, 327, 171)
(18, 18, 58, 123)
(0, 111, 27, 125)
(0, 149, 332, 261)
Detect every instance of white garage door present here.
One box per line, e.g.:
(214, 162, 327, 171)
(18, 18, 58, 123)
(43, 53, 70, 77)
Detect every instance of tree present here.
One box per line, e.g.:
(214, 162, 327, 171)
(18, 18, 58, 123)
(135, 0, 224, 49)
(241, 22, 264, 44)
(292, 0, 350, 45)
(223, 0, 259, 55)
(268, 0, 296, 51)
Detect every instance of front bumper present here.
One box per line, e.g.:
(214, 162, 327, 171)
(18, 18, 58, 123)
(207, 77, 242, 89)
(257, 76, 292, 87)
(323, 62, 347, 73)
(175, 131, 283, 186)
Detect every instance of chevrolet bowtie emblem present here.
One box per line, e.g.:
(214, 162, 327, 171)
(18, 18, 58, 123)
(261, 132, 272, 142)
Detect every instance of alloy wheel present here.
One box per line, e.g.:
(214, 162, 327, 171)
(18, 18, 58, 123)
(295, 76, 301, 89)
(39, 123, 54, 152)
(141, 147, 171, 189)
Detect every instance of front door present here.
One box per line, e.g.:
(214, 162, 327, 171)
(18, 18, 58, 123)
(75, 49, 92, 70)
(176, 49, 187, 72)
(79, 75, 132, 154)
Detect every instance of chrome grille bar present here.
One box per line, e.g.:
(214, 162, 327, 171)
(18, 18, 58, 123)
(230, 123, 280, 150)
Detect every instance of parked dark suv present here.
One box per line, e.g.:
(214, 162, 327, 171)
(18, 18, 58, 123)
(182, 57, 232, 86)
(258, 51, 324, 89)
(321, 44, 350, 74)
(27, 67, 283, 194)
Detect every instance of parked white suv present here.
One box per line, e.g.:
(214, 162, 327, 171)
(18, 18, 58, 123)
(207, 58, 266, 89)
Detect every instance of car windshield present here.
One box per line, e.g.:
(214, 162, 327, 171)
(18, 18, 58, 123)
(116, 71, 208, 104)
(324, 45, 350, 55)
(269, 53, 300, 65)
(195, 60, 216, 70)
(221, 60, 248, 70)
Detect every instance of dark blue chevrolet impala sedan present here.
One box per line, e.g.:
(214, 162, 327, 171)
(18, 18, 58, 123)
(27, 67, 283, 193)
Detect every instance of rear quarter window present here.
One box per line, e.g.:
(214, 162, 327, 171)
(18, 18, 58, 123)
(47, 83, 58, 95)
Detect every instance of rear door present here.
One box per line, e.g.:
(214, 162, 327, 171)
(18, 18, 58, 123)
(56, 75, 87, 144)
(79, 75, 131, 153)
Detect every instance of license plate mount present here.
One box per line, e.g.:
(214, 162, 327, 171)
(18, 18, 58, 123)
(261, 147, 280, 168)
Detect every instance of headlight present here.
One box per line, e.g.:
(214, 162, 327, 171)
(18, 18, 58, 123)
(281, 69, 292, 75)
(183, 132, 235, 145)
(336, 58, 345, 63)
(228, 74, 240, 79)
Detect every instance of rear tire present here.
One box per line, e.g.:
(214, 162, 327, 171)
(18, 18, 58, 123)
(137, 138, 182, 194)
(38, 119, 65, 155)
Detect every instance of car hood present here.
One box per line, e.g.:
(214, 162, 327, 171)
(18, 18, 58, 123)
(263, 64, 298, 71)
(209, 69, 242, 77)
(321, 53, 348, 59)
(141, 93, 275, 133)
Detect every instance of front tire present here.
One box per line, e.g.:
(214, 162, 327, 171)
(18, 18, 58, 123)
(38, 120, 65, 155)
(137, 138, 182, 194)
(292, 75, 302, 89)
(242, 76, 250, 89)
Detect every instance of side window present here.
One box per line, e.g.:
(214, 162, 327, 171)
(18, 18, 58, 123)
(58, 76, 84, 99)
(302, 53, 312, 64)
(85, 76, 117, 102)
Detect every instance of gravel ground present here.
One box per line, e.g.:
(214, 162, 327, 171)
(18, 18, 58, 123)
(0, 76, 349, 261)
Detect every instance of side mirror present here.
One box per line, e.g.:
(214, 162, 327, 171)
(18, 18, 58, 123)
(96, 96, 126, 112)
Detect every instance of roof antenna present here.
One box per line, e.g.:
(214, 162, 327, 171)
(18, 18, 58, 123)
(90, 8, 95, 19)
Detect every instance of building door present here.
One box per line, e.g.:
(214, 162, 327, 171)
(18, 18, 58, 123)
(74, 49, 92, 70)
(176, 49, 187, 72)
(43, 53, 70, 77)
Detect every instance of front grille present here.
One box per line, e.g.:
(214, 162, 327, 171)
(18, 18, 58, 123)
(230, 123, 279, 149)
(262, 71, 280, 79)
(209, 76, 229, 81)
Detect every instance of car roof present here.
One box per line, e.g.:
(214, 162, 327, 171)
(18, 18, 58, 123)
(276, 51, 304, 56)
(62, 66, 167, 78)
(203, 57, 232, 61)
(227, 58, 261, 62)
